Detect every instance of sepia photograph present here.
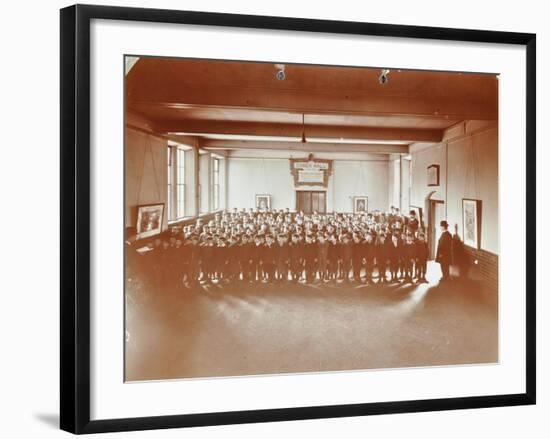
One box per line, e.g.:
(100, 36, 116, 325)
(135, 203, 164, 240)
(462, 198, 482, 249)
(124, 57, 499, 382)
(354, 196, 368, 214)
(255, 194, 271, 211)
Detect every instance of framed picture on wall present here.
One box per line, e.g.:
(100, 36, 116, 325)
(462, 199, 482, 249)
(135, 203, 164, 240)
(255, 194, 271, 210)
(353, 196, 368, 213)
(60, 4, 535, 435)
(427, 164, 440, 186)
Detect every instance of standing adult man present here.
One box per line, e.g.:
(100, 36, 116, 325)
(436, 220, 453, 281)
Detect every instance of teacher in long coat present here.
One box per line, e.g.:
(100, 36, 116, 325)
(435, 220, 453, 281)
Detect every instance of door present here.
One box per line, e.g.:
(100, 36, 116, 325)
(428, 200, 445, 260)
(296, 191, 326, 214)
(311, 191, 326, 214)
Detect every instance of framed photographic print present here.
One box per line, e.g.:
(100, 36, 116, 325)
(462, 199, 482, 249)
(60, 4, 536, 435)
(135, 203, 164, 240)
(255, 194, 271, 210)
(353, 196, 368, 214)
(427, 164, 440, 186)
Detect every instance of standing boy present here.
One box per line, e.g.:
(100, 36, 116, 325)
(275, 234, 290, 282)
(415, 232, 429, 283)
(388, 232, 402, 283)
(317, 233, 329, 282)
(289, 234, 303, 282)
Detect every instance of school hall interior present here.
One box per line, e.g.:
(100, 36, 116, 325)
(124, 57, 499, 381)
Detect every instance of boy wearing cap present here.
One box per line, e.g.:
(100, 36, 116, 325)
(362, 232, 375, 284)
(251, 235, 265, 282)
(225, 235, 239, 282)
(327, 234, 339, 281)
(317, 233, 329, 282)
(415, 233, 429, 283)
(340, 234, 353, 282)
(376, 233, 390, 283)
(304, 233, 317, 283)
(408, 210, 420, 236)
(388, 232, 402, 283)
(245, 234, 257, 282)
(275, 234, 290, 282)
(263, 235, 276, 283)
(402, 234, 416, 283)
(352, 233, 363, 282)
(289, 234, 303, 282)
(216, 238, 229, 283)
(200, 236, 215, 283)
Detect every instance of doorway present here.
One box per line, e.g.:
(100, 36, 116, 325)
(428, 199, 445, 260)
(296, 191, 326, 214)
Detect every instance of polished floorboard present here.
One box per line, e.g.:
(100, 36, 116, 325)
(125, 262, 498, 381)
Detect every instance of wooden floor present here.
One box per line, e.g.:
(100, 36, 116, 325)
(125, 262, 498, 382)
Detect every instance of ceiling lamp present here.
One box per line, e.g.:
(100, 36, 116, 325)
(301, 114, 307, 143)
(275, 64, 286, 80)
(379, 69, 390, 85)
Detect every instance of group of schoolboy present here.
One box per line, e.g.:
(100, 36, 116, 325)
(136, 206, 432, 289)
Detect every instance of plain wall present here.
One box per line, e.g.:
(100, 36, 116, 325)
(410, 123, 498, 254)
(447, 126, 499, 253)
(227, 157, 390, 212)
(331, 160, 389, 212)
(387, 157, 401, 210)
(400, 157, 411, 214)
(227, 158, 296, 209)
(125, 127, 168, 230)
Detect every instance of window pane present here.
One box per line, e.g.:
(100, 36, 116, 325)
(167, 184, 172, 220)
(177, 148, 185, 184)
(213, 184, 220, 210)
(167, 146, 172, 220)
(177, 184, 185, 218)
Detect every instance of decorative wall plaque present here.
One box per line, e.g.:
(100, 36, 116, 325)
(289, 154, 333, 187)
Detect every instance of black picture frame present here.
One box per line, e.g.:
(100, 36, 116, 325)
(462, 198, 482, 249)
(135, 203, 165, 240)
(60, 4, 536, 434)
(427, 164, 440, 186)
(353, 196, 369, 214)
(255, 194, 272, 210)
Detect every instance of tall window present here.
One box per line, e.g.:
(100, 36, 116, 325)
(213, 157, 220, 211)
(168, 143, 189, 222)
(176, 147, 186, 218)
(167, 146, 173, 221)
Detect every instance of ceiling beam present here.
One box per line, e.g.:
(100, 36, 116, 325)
(199, 139, 409, 154)
(127, 84, 497, 120)
(154, 120, 442, 143)
(225, 149, 390, 161)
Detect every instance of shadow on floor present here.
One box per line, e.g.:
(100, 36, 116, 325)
(34, 413, 59, 430)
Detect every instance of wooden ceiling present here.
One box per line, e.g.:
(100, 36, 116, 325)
(126, 57, 498, 154)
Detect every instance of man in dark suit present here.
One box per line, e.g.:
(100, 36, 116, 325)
(436, 220, 453, 281)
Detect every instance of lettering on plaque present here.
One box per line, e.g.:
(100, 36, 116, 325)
(289, 154, 333, 188)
